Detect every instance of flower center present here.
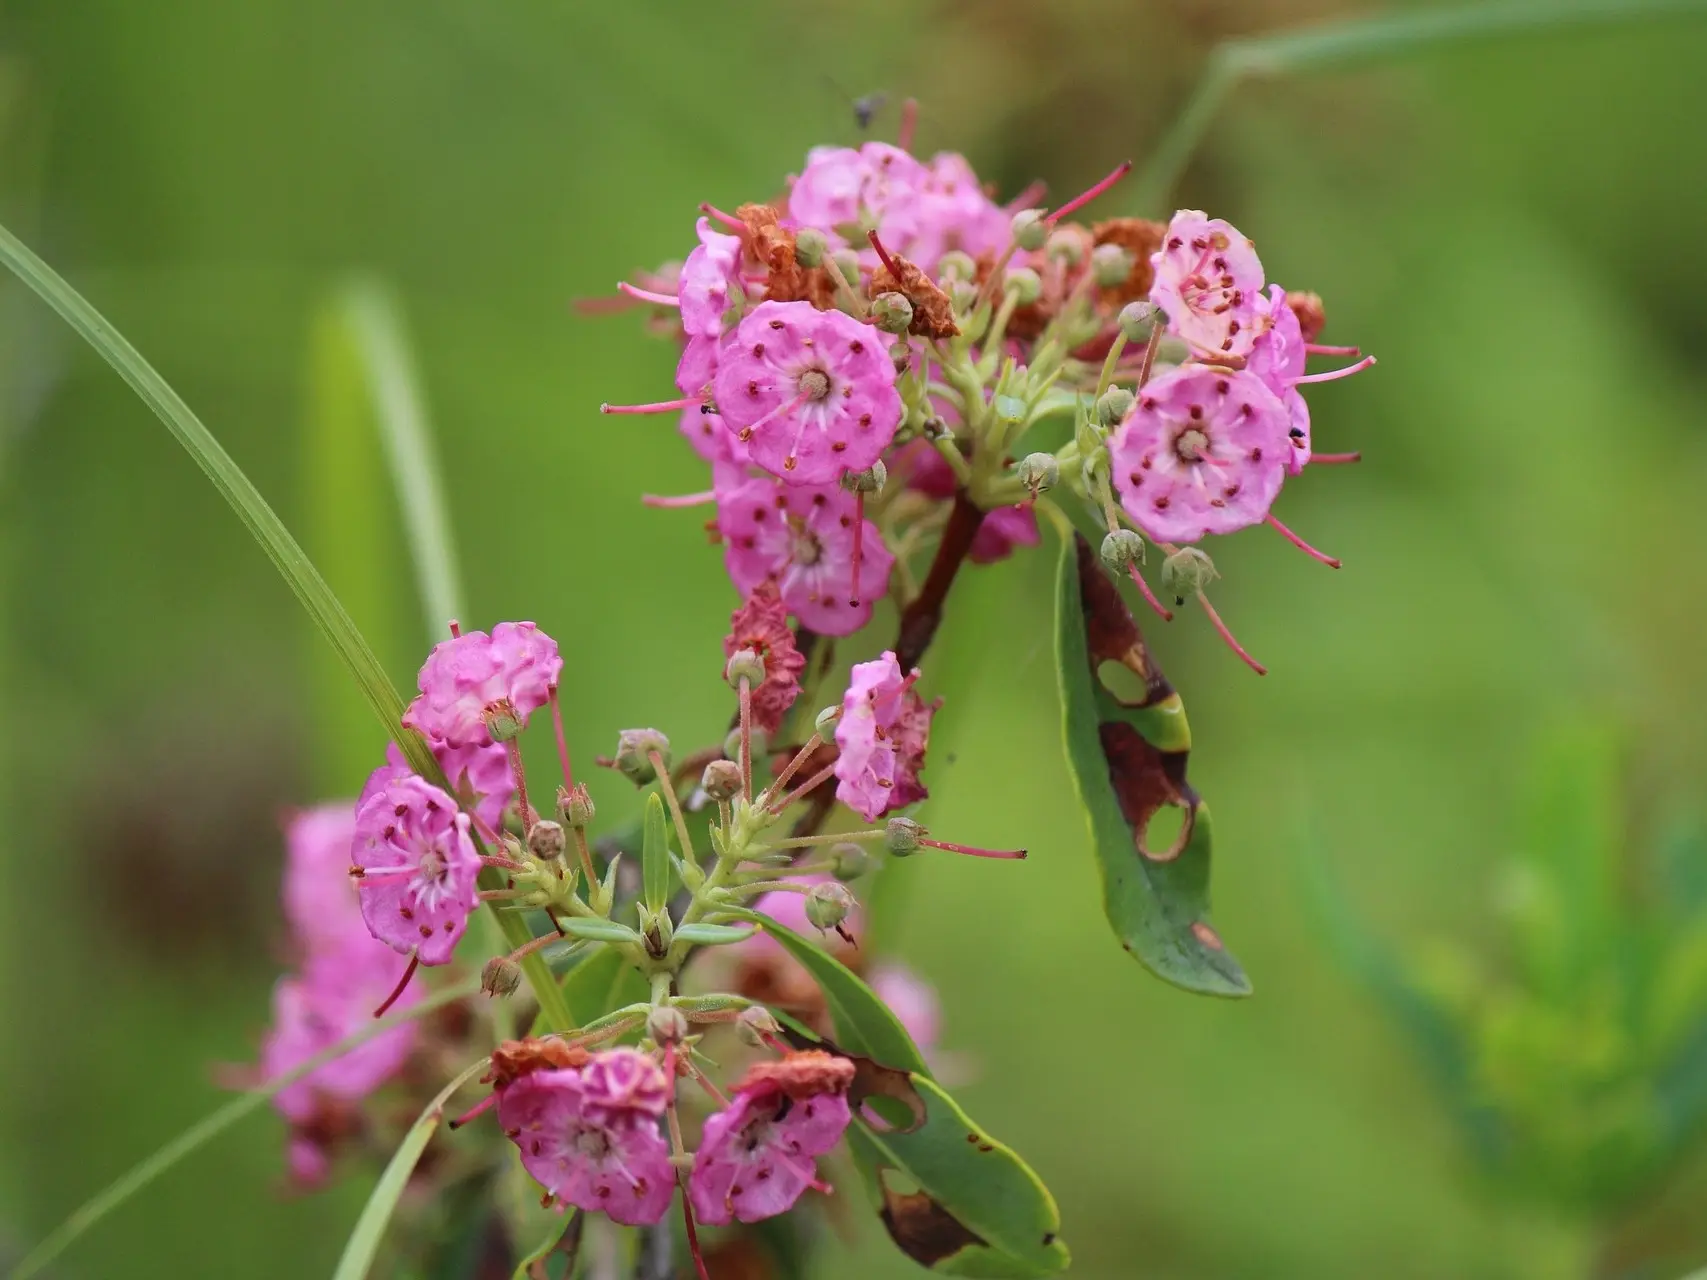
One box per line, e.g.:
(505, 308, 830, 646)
(1174, 427, 1211, 463)
(796, 368, 831, 401)
(418, 847, 447, 881)
(787, 517, 823, 566)
(574, 1126, 613, 1160)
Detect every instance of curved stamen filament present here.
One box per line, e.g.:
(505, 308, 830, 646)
(616, 281, 681, 307)
(600, 397, 698, 415)
(372, 953, 421, 1018)
(1126, 562, 1174, 622)
(1290, 355, 1376, 386)
(642, 490, 718, 509)
(1265, 513, 1341, 568)
(1197, 591, 1266, 676)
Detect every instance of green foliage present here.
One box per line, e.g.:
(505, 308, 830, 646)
(1053, 533, 1249, 997)
(641, 791, 671, 916)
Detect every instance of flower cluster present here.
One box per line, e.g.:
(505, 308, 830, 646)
(605, 139, 1373, 672)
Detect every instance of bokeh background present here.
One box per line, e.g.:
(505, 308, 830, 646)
(4, 1, 1707, 1277)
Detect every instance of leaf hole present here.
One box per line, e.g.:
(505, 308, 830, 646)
(861, 1095, 913, 1132)
(1097, 659, 1149, 706)
(1139, 803, 1189, 860)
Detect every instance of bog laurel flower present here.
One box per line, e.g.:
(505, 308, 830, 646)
(833, 650, 939, 821)
(360, 739, 514, 836)
(1148, 210, 1268, 358)
(351, 773, 481, 966)
(713, 300, 902, 484)
(677, 215, 744, 339)
(402, 621, 563, 747)
(281, 802, 366, 955)
(689, 1051, 855, 1225)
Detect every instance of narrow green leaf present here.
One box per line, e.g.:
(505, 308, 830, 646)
(642, 792, 671, 916)
(331, 1056, 490, 1280)
(512, 1209, 583, 1280)
(673, 922, 760, 946)
(1054, 534, 1249, 997)
(10, 979, 480, 1280)
(557, 945, 649, 1029)
(559, 918, 645, 947)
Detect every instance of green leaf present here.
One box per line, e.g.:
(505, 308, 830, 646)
(512, 1209, 583, 1280)
(558, 944, 648, 1029)
(559, 918, 644, 947)
(642, 791, 671, 916)
(9, 979, 480, 1280)
(331, 1056, 490, 1280)
(1053, 533, 1249, 997)
(673, 922, 760, 946)
(744, 912, 1066, 1277)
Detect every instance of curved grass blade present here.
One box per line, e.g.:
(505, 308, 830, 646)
(331, 1055, 492, 1280)
(9, 978, 480, 1280)
(1054, 533, 1249, 997)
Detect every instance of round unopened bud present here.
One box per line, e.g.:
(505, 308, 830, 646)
(1118, 300, 1160, 343)
(701, 758, 742, 802)
(841, 460, 888, 493)
(647, 1005, 689, 1046)
(1101, 528, 1146, 572)
(1004, 266, 1042, 306)
(937, 250, 976, 282)
(1096, 385, 1135, 427)
(736, 1005, 780, 1047)
(557, 783, 595, 828)
(481, 956, 522, 999)
(483, 706, 522, 743)
(831, 249, 862, 288)
(830, 842, 874, 881)
(1016, 453, 1059, 494)
(804, 882, 857, 932)
(1090, 243, 1135, 288)
(814, 705, 841, 736)
(947, 279, 979, 314)
(725, 648, 766, 689)
(921, 414, 952, 441)
(614, 728, 671, 786)
(793, 226, 828, 269)
(889, 336, 914, 374)
(885, 816, 925, 856)
(1046, 228, 1086, 267)
(527, 819, 566, 860)
(871, 291, 913, 335)
(1161, 546, 1220, 605)
(1010, 208, 1047, 252)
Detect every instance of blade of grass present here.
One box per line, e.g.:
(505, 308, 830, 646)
(8, 978, 481, 1280)
(1134, 0, 1707, 209)
(331, 1055, 491, 1280)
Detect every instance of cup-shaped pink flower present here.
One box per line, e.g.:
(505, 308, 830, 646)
(351, 774, 481, 965)
(1248, 285, 1312, 474)
(1107, 365, 1291, 544)
(908, 151, 1009, 270)
(689, 1051, 855, 1225)
(788, 142, 928, 255)
(1148, 211, 1266, 359)
(579, 1048, 671, 1119)
(359, 739, 514, 835)
(713, 300, 901, 485)
(716, 475, 894, 636)
(678, 216, 744, 339)
(499, 1067, 675, 1226)
(282, 803, 365, 956)
(402, 621, 563, 748)
(833, 651, 937, 821)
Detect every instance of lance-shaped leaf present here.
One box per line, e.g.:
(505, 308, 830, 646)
(642, 791, 671, 915)
(1054, 533, 1250, 997)
(747, 912, 1069, 1277)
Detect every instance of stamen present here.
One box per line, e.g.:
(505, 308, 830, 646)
(919, 837, 1027, 860)
(1126, 563, 1174, 622)
(448, 619, 462, 638)
(698, 202, 745, 231)
(372, 953, 421, 1018)
(642, 490, 719, 509)
(1003, 179, 1048, 213)
(681, 1176, 713, 1280)
(1305, 342, 1361, 357)
(446, 1092, 498, 1130)
(1265, 513, 1341, 568)
(1045, 160, 1132, 224)
(1310, 451, 1362, 465)
(1290, 355, 1376, 386)
(548, 685, 576, 787)
(599, 396, 698, 415)
(866, 229, 905, 282)
(1197, 592, 1267, 676)
(615, 281, 681, 307)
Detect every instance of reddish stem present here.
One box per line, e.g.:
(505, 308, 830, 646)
(372, 952, 420, 1018)
(505, 737, 533, 829)
(548, 686, 576, 787)
(895, 491, 986, 671)
(681, 1179, 713, 1280)
(767, 761, 839, 815)
(866, 229, 905, 281)
(1046, 160, 1132, 224)
(739, 676, 754, 803)
(1125, 562, 1174, 622)
(920, 838, 1027, 860)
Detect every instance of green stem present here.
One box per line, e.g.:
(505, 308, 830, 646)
(1133, 0, 1707, 209)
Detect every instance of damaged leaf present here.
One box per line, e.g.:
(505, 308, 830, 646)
(1054, 533, 1250, 997)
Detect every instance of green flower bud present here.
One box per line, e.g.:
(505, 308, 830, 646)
(1091, 243, 1135, 288)
(841, 460, 888, 493)
(1010, 208, 1047, 252)
(647, 1004, 689, 1046)
(527, 819, 566, 860)
(1045, 228, 1086, 267)
(483, 706, 522, 743)
(885, 816, 925, 856)
(1096, 385, 1135, 427)
(614, 728, 671, 786)
(1016, 452, 1059, 495)
(1101, 528, 1146, 572)
(814, 705, 842, 736)
(481, 956, 522, 999)
(701, 758, 742, 802)
(737, 1005, 780, 1047)
(889, 336, 914, 374)
(794, 226, 828, 268)
(947, 279, 979, 314)
(1118, 300, 1159, 343)
(723, 725, 765, 763)
(871, 291, 914, 335)
(725, 648, 766, 689)
(557, 782, 595, 828)
(937, 250, 977, 282)
(831, 842, 874, 881)
(1004, 267, 1042, 306)
(1161, 546, 1220, 605)
(831, 249, 862, 288)
(804, 881, 857, 932)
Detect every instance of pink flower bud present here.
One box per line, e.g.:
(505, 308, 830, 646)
(401, 621, 563, 748)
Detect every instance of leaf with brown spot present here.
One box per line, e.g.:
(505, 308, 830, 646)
(1054, 532, 1251, 997)
(878, 1182, 988, 1268)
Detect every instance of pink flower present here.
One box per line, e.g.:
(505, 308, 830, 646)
(712, 300, 901, 485)
(1248, 286, 1312, 474)
(282, 803, 365, 956)
(909, 152, 1009, 270)
(359, 739, 514, 835)
(905, 443, 1040, 565)
(788, 142, 928, 254)
(716, 475, 894, 637)
(870, 963, 941, 1056)
(724, 583, 806, 734)
(261, 953, 420, 1125)
(1148, 211, 1266, 359)
(675, 335, 752, 479)
(401, 621, 563, 748)
(833, 651, 939, 821)
(689, 1051, 855, 1225)
(351, 774, 481, 965)
(579, 1048, 671, 1119)
(678, 216, 744, 339)
(1106, 365, 1291, 544)
(498, 1067, 675, 1225)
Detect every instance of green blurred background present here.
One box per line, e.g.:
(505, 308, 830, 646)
(4, 1, 1707, 1276)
